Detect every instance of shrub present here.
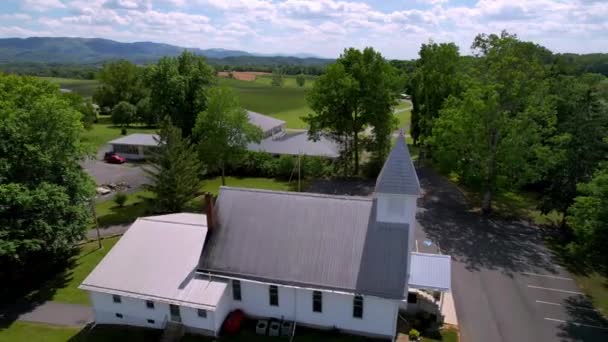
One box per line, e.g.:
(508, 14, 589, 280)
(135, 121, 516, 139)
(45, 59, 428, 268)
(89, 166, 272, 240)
(114, 192, 128, 207)
(409, 329, 421, 340)
(275, 155, 296, 179)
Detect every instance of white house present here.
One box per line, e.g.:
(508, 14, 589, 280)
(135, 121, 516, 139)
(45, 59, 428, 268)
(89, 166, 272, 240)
(80, 134, 450, 339)
(108, 133, 160, 160)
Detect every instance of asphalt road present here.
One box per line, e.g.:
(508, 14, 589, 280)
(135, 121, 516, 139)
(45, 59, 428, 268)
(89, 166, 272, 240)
(415, 167, 608, 342)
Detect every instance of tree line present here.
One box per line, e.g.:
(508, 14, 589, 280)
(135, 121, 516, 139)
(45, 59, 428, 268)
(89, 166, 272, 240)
(403, 31, 607, 271)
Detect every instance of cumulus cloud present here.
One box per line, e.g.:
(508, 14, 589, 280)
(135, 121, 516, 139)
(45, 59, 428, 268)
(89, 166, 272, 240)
(21, 0, 66, 12)
(2, 0, 607, 58)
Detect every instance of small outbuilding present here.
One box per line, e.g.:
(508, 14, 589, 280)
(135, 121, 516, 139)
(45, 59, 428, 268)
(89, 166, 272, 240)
(108, 133, 160, 160)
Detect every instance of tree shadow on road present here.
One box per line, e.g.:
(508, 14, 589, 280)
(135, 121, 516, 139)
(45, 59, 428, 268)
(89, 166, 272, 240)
(555, 295, 608, 341)
(416, 167, 560, 276)
(0, 250, 76, 328)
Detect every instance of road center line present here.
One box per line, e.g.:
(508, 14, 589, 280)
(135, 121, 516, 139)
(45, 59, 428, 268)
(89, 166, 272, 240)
(544, 318, 608, 330)
(536, 300, 598, 311)
(528, 285, 584, 295)
(522, 272, 573, 281)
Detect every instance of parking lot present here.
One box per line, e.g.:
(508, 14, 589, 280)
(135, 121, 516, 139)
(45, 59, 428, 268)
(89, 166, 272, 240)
(416, 167, 608, 341)
(81, 146, 148, 199)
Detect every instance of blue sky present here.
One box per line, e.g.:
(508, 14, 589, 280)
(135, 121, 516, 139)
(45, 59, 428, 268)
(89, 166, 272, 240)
(0, 0, 606, 59)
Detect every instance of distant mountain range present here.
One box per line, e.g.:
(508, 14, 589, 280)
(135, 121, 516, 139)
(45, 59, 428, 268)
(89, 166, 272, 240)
(0, 37, 331, 65)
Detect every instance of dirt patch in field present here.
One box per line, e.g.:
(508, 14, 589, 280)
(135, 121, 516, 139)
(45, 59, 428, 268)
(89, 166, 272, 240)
(217, 71, 271, 81)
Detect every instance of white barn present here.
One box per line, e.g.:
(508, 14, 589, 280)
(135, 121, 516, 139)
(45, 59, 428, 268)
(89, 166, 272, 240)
(80, 134, 450, 339)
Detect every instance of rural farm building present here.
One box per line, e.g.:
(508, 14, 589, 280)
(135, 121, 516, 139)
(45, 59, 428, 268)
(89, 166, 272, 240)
(109, 111, 338, 160)
(80, 135, 451, 340)
(108, 133, 160, 160)
(247, 110, 286, 138)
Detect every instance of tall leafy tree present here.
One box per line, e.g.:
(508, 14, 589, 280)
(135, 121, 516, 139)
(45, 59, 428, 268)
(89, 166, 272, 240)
(194, 87, 262, 185)
(93, 60, 145, 111)
(62, 92, 97, 129)
(0, 75, 94, 275)
(305, 47, 399, 175)
(144, 118, 202, 213)
(540, 74, 608, 226)
(147, 51, 215, 137)
(111, 101, 137, 127)
(410, 42, 461, 146)
(567, 166, 608, 271)
(431, 32, 556, 213)
(296, 74, 306, 87)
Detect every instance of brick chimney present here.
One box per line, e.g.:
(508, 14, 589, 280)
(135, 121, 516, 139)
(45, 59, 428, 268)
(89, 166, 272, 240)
(204, 192, 214, 231)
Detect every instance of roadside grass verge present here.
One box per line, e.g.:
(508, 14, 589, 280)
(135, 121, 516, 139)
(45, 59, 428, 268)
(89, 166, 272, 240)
(422, 328, 459, 342)
(0, 322, 160, 342)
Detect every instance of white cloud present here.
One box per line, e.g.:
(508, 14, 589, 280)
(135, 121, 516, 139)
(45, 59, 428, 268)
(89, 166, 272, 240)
(2, 0, 607, 58)
(21, 0, 66, 12)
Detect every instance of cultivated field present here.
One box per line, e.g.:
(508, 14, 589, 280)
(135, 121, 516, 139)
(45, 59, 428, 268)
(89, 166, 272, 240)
(38, 77, 99, 97)
(218, 77, 312, 128)
(217, 71, 271, 81)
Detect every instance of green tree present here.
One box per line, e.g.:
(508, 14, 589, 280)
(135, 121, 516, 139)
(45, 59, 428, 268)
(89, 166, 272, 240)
(111, 101, 136, 127)
(136, 97, 157, 127)
(305, 47, 399, 175)
(62, 92, 97, 129)
(409, 41, 461, 146)
(0, 75, 94, 269)
(271, 69, 284, 87)
(540, 74, 608, 226)
(93, 60, 145, 112)
(296, 74, 306, 87)
(431, 32, 556, 214)
(194, 87, 262, 186)
(567, 166, 608, 271)
(147, 51, 215, 137)
(145, 118, 202, 213)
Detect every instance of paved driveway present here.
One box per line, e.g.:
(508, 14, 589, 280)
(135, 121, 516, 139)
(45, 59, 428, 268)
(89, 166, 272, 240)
(415, 167, 608, 342)
(81, 146, 149, 199)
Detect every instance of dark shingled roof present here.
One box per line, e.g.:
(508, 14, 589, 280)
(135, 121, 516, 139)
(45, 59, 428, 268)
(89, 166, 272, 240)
(375, 134, 420, 195)
(197, 187, 409, 299)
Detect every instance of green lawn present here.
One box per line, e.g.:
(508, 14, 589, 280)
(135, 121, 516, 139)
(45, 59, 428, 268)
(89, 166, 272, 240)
(95, 190, 155, 228)
(572, 273, 608, 318)
(82, 117, 157, 151)
(38, 77, 100, 98)
(201, 176, 293, 195)
(0, 322, 161, 342)
(394, 101, 412, 131)
(218, 77, 311, 129)
(422, 328, 459, 342)
(253, 75, 316, 89)
(51, 237, 119, 304)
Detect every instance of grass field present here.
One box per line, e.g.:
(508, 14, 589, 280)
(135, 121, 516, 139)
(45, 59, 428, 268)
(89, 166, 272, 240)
(82, 117, 156, 150)
(218, 77, 311, 129)
(39, 77, 100, 98)
(95, 190, 154, 227)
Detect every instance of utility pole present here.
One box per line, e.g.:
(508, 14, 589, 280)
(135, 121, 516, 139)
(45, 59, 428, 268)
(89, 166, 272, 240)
(297, 152, 301, 192)
(91, 199, 102, 249)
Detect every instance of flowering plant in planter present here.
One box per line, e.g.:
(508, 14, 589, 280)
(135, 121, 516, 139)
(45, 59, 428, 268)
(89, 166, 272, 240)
(409, 328, 421, 341)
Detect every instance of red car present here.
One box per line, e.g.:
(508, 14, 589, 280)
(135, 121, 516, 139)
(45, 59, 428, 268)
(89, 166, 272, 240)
(105, 153, 126, 164)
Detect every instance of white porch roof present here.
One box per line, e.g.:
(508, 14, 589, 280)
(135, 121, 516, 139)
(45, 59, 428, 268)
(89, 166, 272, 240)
(408, 252, 451, 292)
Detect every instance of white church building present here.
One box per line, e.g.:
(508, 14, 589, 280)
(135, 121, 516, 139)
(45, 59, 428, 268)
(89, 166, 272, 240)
(80, 134, 451, 339)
